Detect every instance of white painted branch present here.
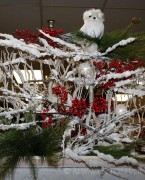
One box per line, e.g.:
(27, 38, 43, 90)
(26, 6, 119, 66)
(39, 30, 80, 51)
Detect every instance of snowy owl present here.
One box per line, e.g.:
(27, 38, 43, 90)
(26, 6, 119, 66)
(80, 9, 105, 39)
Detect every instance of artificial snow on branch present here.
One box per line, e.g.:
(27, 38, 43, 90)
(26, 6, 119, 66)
(39, 30, 80, 51)
(0, 122, 36, 130)
(0, 57, 26, 66)
(95, 68, 144, 86)
(114, 88, 145, 97)
(93, 150, 138, 166)
(0, 108, 27, 118)
(102, 38, 136, 55)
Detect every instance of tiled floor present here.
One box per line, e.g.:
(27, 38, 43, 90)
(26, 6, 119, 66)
(5, 158, 145, 180)
(5, 167, 145, 180)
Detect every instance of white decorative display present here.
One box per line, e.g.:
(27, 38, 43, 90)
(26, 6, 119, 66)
(0, 8, 145, 178)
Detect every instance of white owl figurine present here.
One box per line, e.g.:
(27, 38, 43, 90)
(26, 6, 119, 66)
(80, 9, 105, 39)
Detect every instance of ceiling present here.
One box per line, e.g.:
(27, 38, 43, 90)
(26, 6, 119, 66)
(0, 0, 145, 35)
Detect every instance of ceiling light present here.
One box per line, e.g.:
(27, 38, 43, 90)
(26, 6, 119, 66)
(112, 94, 132, 102)
(13, 70, 43, 84)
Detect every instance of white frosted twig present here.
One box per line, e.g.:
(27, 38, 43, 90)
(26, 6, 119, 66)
(39, 30, 80, 51)
(39, 37, 71, 57)
(0, 57, 26, 66)
(0, 33, 15, 40)
(0, 88, 31, 99)
(115, 79, 135, 87)
(64, 148, 143, 180)
(114, 88, 145, 97)
(0, 113, 68, 131)
(0, 39, 42, 58)
(93, 150, 138, 166)
(65, 148, 104, 168)
(72, 38, 136, 61)
(0, 122, 36, 130)
(0, 108, 27, 117)
(95, 68, 143, 86)
(102, 38, 136, 55)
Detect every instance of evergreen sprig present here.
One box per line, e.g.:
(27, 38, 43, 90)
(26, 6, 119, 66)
(74, 31, 100, 44)
(98, 24, 145, 60)
(0, 121, 67, 180)
(88, 144, 135, 159)
(72, 22, 145, 61)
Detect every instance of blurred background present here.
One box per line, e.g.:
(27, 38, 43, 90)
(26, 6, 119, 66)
(0, 0, 145, 34)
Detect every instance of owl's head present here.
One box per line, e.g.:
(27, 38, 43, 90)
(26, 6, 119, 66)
(83, 9, 104, 23)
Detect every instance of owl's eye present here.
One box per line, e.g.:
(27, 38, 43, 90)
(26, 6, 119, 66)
(89, 15, 92, 18)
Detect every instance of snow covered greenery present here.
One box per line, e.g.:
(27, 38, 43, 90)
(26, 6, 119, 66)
(0, 117, 68, 180)
(73, 19, 145, 60)
(0, 13, 145, 179)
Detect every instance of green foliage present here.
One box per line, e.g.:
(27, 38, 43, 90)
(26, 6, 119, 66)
(74, 23, 145, 61)
(74, 31, 100, 44)
(89, 143, 145, 163)
(99, 25, 145, 60)
(24, 108, 35, 123)
(0, 116, 7, 125)
(89, 144, 133, 159)
(0, 121, 68, 180)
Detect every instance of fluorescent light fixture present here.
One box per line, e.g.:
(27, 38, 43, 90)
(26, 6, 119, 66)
(13, 70, 42, 84)
(112, 94, 132, 102)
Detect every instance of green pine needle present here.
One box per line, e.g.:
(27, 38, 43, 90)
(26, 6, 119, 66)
(88, 144, 133, 159)
(0, 120, 68, 180)
(0, 156, 19, 179)
(73, 23, 145, 61)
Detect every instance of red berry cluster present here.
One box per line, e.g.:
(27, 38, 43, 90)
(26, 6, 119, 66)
(43, 115, 53, 128)
(102, 79, 116, 90)
(58, 105, 67, 114)
(93, 58, 143, 90)
(13, 27, 64, 48)
(92, 97, 108, 113)
(71, 126, 87, 137)
(140, 121, 144, 126)
(139, 121, 145, 138)
(39, 28, 64, 47)
(71, 129, 78, 137)
(13, 29, 38, 44)
(81, 127, 87, 135)
(93, 61, 105, 73)
(53, 85, 62, 95)
(39, 28, 64, 37)
(53, 85, 68, 103)
(68, 98, 87, 118)
(139, 131, 145, 138)
(53, 85, 68, 114)
(53, 86, 88, 118)
(41, 108, 53, 128)
(108, 58, 142, 73)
